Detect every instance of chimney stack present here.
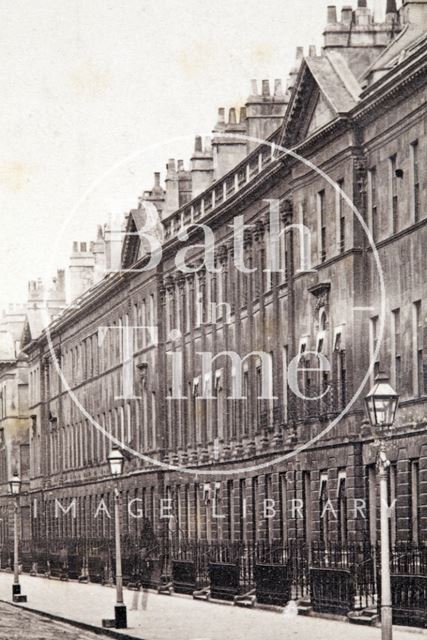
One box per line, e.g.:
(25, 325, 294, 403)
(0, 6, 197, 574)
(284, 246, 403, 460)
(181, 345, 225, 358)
(104, 216, 125, 274)
(177, 160, 191, 206)
(327, 5, 338, 23)
(191, 135, 214, 198)
(324, 0, 399, 78)
(165, 159, 179, 216)
(245, 74, 288, 153)
(28, 270, 66, 313)
(68, 241, 96, 301)
(213, 98, 248, 177)
(140, 171, 165, 217)
(309, 45, 317, 57)
(92, 225, 106, 281)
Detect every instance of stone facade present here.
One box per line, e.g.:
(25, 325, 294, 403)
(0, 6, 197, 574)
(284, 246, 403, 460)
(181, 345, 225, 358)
(1, 0, 426, 550)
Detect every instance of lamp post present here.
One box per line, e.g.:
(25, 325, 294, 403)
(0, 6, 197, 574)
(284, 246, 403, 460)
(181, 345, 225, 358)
(9, 473, 27, 603)
(103, 448, 127, 630)
(364, 372, 399, 640)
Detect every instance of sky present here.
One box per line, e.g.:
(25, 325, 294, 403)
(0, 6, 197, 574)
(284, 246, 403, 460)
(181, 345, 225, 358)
(0, 0, 388, 307)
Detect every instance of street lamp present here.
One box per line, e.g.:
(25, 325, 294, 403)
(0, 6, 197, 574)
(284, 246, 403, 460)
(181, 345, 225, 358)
(108, 447, 125, 477)
(364, 372, 399, 640)
(102, 448, 127, 630)
(8, 473, 27, 603)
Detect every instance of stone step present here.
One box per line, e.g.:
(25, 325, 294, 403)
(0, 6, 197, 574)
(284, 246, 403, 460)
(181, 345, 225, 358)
(234, 594, 256, 608)
(157, 581, 173, 595)
(193, 586, 211, 601)
(297, 604, 313, 616)
(347, 609, 379, 626)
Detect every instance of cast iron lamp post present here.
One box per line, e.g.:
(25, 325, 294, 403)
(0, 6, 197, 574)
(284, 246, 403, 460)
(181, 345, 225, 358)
(102, 448, 127, 629)
(364, 372, 399, 640)
(9, 473, 27, 603)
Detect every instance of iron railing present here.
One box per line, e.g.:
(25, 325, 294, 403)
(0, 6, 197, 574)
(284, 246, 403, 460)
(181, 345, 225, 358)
(0, 537, 425, 627)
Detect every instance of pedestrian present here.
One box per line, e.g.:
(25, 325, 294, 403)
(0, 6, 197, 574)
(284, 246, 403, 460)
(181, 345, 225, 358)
(131, 519, 157, 611)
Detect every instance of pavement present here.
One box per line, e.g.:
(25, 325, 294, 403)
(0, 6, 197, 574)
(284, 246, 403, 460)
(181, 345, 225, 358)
(0, 573, 425, 640)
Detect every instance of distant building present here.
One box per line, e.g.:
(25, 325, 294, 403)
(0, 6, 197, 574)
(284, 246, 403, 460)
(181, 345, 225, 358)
(0, 272, 66, 541)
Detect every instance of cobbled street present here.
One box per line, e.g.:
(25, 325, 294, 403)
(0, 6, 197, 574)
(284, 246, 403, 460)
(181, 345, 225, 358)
(0, 601, 112, 640)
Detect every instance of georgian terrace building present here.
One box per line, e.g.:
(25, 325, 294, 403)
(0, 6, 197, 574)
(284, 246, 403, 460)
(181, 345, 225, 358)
(8, 0, 427, 551)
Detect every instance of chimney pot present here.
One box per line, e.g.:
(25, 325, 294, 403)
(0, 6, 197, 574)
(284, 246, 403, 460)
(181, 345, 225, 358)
(177, 159, 184, 171)
(296, 46, 304, 62)
(250, 79, 258, 95)
(166, 159, 176, 177)
(358, 0, 367, 6)
(262, 79, 270, 97)
(274, 79, 284, 96)
(327, 5, 338, 22)
(194, 135, 203, 152)
(386, 0, 397, 14)
(228, 108, 237, 124)
(154, 172, 160, 187)
(239, 106, 247, 122)
(341, 5, 353, 22)
(217, 107, 225, 123)
(309, 45, 317, 57)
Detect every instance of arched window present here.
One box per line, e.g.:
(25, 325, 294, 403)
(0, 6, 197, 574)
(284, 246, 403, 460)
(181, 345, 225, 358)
(319, 309, 327, 332)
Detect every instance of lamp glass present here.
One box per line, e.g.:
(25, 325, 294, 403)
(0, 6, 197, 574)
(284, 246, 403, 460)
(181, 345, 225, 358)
(108, 448, 124, 476)
(9, 475, 21, 495)
(365, 374, 398, 429)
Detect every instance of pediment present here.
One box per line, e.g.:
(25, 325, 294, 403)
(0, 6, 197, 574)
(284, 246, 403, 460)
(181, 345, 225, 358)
(306, 92, 336, 136)
(121, 202, 164, 270)
(280, 54, 359, 148)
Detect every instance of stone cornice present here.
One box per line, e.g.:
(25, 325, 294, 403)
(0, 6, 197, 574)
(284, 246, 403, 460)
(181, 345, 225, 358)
(354, 41, 427, 125)
(280, 116, 352, 165)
